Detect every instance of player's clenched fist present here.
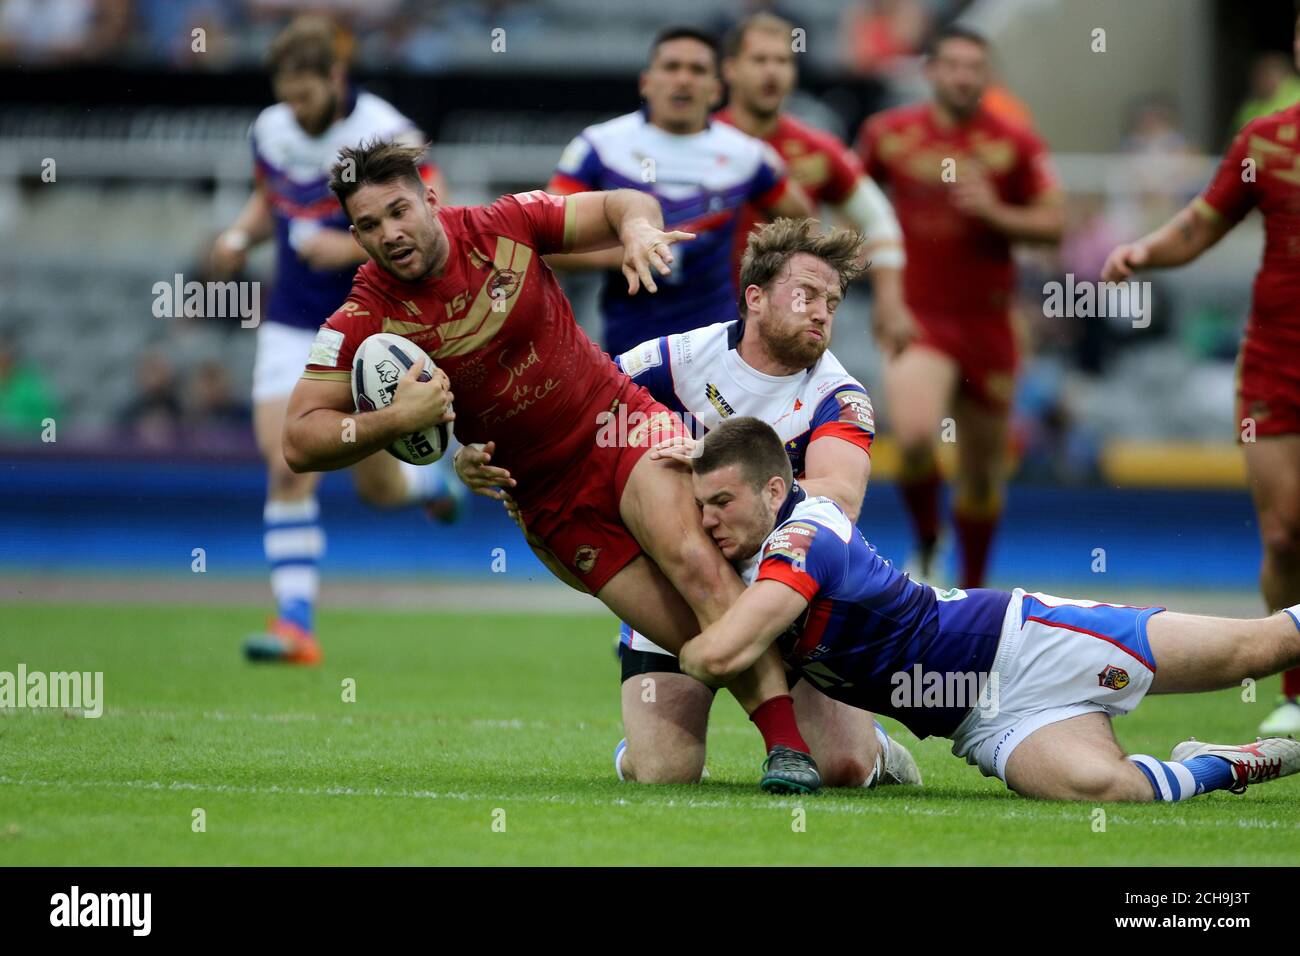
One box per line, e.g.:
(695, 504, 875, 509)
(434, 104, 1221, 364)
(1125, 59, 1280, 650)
(390, 363, 454, 433)
(454, 440, 517, 500)
(1101, 242, 1150, 282)
(620, 218, 695, 295)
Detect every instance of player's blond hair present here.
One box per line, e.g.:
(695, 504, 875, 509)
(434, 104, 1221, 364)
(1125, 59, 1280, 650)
(738, 218, 868, 318)
(722, 12, 796, 59)
(266, 15, 343, 78)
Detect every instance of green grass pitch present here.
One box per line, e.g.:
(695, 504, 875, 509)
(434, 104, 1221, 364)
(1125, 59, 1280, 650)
(1, 602, 1297, 866)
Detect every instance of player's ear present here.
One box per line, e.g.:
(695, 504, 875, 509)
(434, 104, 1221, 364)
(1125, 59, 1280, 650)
(743, 282, 765, 317)
(425, 184, 439, 210)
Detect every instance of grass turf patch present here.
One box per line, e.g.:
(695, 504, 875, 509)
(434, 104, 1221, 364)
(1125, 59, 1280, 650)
(0, 603, 1297, 865)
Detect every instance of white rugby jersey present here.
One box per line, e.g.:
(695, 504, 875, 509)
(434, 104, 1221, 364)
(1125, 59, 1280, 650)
(615, 319, 875, 478)
(250, 88, 423, 329)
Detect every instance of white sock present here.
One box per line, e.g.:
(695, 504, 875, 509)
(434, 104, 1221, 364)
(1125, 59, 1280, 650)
(264, 497, 324, 630)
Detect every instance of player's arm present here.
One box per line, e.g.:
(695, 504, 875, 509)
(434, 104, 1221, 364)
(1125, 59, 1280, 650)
(548, 190, 696, 294)
(210, 183, 274, 277)
(833, 176, 916, 356)
(952, 173, 1064, 244)
(759, 178, 816, 221)
(679, 580, 808, 686)
(1100, 200, 1235, 281)
(801, 437, 871, 523)
(294, 227, 370, 271)
(282, 365, 454, 473)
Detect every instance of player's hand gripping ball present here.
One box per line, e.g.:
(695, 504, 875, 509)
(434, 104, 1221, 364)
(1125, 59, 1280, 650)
(351, 332, 452, 465)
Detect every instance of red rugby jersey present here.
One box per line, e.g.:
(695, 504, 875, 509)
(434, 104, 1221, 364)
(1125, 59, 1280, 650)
(856, 102, 1058, 317)
(715, 108, 864, 277)
(1197, 102, 1300, 348)
(303, 190, 631, 499)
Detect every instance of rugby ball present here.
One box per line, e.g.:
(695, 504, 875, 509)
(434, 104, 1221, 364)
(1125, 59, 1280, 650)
(351, 332, 451, 465)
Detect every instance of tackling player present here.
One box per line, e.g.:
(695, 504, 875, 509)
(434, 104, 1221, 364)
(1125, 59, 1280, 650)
(460, 219, 922, 788)
(680, 416, 1300, 801)
(1100, 10, 1300, 736)
(715, 12, 915, 356)
(544, 26, 814, 355)
(282, 139, 822, 793)
(209, 16, 459, 665)
(855, 26, 1064, 588)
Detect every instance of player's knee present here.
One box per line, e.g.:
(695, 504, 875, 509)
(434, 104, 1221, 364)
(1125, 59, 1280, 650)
(352, 468, 403, 509)
(1056, 761, 1135, 802)
(267, 460, 315, 500)
(623, 745, 705, 784)
(1260, 516, 1300, 565)
(818, 753, 872, 788)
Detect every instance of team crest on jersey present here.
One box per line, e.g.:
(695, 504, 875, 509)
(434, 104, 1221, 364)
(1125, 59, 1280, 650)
(705, 383, 736, 419)
(1097, 665, 1130, 690)
(489, 269, 521, 301)
(573, 545, 601, 575)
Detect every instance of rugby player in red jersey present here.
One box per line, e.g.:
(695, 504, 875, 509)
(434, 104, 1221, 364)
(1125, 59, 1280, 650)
(1101, 11, 1300, 736)
(714, 11, 914, 355)
(281, 139, 822, 791)
(856, 25, 1064, 589)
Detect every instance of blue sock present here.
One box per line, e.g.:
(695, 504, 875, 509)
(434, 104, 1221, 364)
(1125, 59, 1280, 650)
(264, 497, 324, 634)
(1130, 754, 1235, 801)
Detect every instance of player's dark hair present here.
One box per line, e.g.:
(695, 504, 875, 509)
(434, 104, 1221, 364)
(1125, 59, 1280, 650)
(738, 218, 867, 318)
(329, 138, 427, 218)
(266, 15, 340, 78)
(693, 416, 793, 493)
(649, 26, 720, 73)
(722, 12, 795, 60)
(925, 23, 990, 59)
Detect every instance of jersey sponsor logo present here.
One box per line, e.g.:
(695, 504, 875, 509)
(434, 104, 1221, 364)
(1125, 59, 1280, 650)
(308, 327, 345, 366)
(556, 137, 591, 175)
(1098, 664, 1130, 690)
(764, 521, 817, 566)
(489, 268, 521, 301)
(705, 382, 736, 418)
(618, 341, 662, 378)
(835, 389, 875, 431)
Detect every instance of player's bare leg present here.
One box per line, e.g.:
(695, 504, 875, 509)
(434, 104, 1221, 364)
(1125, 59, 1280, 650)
(790, 683, 879, 786)
(884, 345, 958, 579)
(1005, 713, 1154, 801)
(1243, 435, 1300, 733)
(618, 670, 713, 783)
(614, 453, 821, 792)
(350, 450, 465, 523)
(1004, 614, 1300, 801)
(952, 392, 1011, 589)
(245, 397, 324, 664)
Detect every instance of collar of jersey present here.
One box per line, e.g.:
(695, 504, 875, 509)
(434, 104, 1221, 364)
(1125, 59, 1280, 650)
(724, 341, 816, 393)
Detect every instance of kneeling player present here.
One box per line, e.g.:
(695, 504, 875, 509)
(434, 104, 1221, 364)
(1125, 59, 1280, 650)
(460, 219, 921, 788)
(678, 416, 1300, 801)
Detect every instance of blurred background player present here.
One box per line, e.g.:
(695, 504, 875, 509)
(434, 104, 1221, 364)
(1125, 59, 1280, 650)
(1100, 11, 1300, 736)
(209, 16, 460, 665)
(856, 25, 1063, 588)
(544, 25, 814, 355)
(715, 12, 914, 356)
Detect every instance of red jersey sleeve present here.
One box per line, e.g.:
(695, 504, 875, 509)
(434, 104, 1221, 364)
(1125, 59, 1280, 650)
(481, 190, 577, 255)
(821, 135, 866, 206)
(1009, 127, 1060, 204)
(855, 115, 888, 184)
(302, 296, 383, 384)
(1197, 123, 1258, 225)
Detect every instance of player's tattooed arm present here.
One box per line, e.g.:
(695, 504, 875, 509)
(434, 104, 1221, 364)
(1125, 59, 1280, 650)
(283, 364, 454, 473)
(1100, 200, 1234, 281)
(679, 580, 808, 687)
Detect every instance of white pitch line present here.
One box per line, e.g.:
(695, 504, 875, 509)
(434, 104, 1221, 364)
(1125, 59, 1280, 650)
(0, 775, 1295, 832)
